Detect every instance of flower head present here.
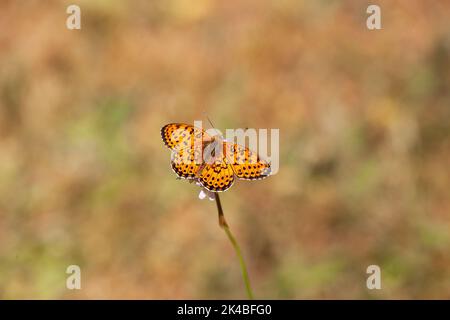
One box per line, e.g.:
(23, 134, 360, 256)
(196, 181, 215, 201)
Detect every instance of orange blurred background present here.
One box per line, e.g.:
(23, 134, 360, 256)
(0, 0, 449, 299)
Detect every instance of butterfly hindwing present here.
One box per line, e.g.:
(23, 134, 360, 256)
(198, 157, 235, 192)
(170, 147, 202, 179)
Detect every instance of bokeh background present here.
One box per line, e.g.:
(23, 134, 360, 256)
(0, 0, 449, 299)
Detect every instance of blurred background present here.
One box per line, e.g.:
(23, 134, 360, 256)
(0, 0, 449, 299)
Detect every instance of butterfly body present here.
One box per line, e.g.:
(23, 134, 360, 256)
(161, 123, 271, 192)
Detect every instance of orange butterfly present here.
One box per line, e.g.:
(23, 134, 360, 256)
(161, 123, 271, 192)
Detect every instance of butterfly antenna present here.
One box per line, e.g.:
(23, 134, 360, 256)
(204, 114, 222, 137)
(206, 115, 215, 129)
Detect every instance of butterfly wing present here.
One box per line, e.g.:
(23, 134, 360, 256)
(162, 123, 212, 179)
(170, 147, 203, 179)
(198, 156, 235, 192)
(161, 123, 212, 151)
(225, 142, 271, 180)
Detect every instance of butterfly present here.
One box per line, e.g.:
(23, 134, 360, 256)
(161, 123, 271, 192)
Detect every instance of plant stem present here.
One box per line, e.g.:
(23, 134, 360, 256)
(214, 192, 254, 300)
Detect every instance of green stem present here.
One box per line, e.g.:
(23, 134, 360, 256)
(214, 192, 254, 300)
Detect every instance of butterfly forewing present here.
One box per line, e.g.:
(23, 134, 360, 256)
(161, 123, 211, 152)
(225, 143, 271, 180)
